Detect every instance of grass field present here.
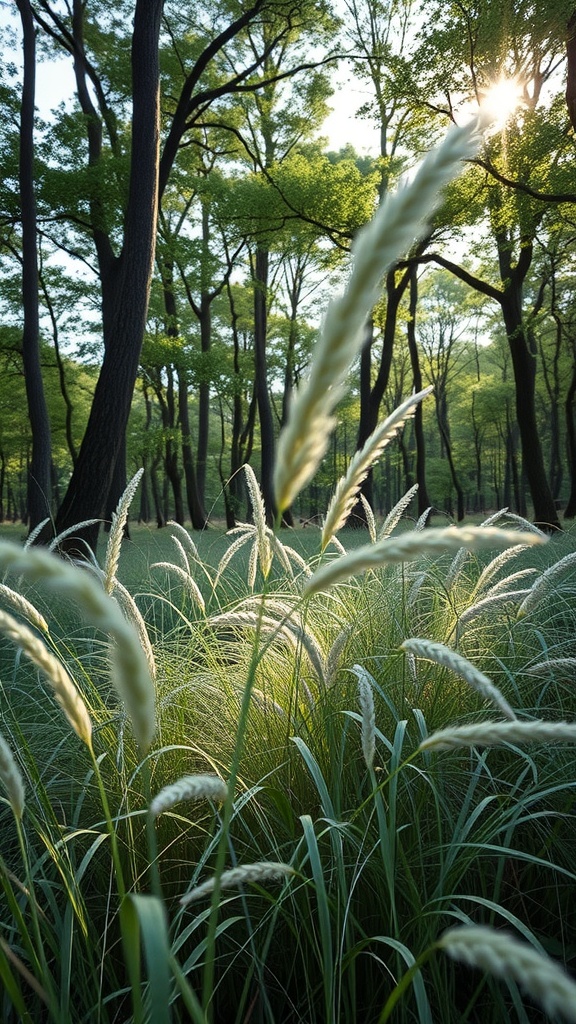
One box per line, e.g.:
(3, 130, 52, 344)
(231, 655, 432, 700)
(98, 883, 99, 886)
(0, 500, 575, 1023)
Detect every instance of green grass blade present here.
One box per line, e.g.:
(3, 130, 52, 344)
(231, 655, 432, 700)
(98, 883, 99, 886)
(123, 894, 172, 1024)
(300, 814, 334, 1021)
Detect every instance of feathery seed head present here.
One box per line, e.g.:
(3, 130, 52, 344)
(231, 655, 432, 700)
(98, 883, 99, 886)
(419, 719, 576, 752)
(518, 551, 576, 618)
(321, 389, 432, 551)
(402, 638, 516, 720)
(0, 543, 155, 753)
(354, 665, 376, 770)
(150, 774, 228, 817)
(180, 861, 295, 906)
(0, 608, 93, 748)
(104, 469, 144, 594)
(440, 925, 576, 1022)
(275, 118, 487, 514)
(0, 731, 25, 820)
(305, 527, 545, 596)
(0, 583, 48, 634)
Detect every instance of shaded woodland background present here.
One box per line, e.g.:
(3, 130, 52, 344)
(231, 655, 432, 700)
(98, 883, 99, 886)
(2, 0, 576, 542)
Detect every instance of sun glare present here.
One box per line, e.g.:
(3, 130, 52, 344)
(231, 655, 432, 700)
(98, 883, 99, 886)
(480, 77, 523, 127)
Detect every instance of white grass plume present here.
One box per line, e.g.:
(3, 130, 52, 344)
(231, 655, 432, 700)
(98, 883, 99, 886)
(48, 519, 100, 553)
(0, 730, 25, 820)
(457, 589, 532, 634)
(274, 117, 487, 514)
(305, 527, 545, 596)
(208, 609, 326, 685)
(518, 551, 576, 618)
(150, 774, 227, 817)
(472, 544, 530, 597)
(0, 607, 93, 748)
(440, 925, 576, 1022)
(244, 464, 272, 579)
(485, 569, 538, 597)
(414, 507, 432, 530)
(402, 638, 516, 720)
(103, 469, 144, 594)
(501, 512, 548, 537)
(419, 719, 576, 751)
(354, 664, 376, 770)
(378, 484, 419, 541)
(180, 861, 295, 906)
(359, 494, 377, 542)
(151, 562, 206, 613)
(526, 658, 576, 677)
(167, 521, 200, 563)
(0, 583, 48, 634)
(24, 517, 50, 548)
(0, 543, 155, 753)
(322, 389, 432, 551)
(110, 579, 157, 680)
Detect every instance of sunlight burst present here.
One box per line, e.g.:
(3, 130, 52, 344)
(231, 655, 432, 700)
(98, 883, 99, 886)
(480, 77, 523, 126)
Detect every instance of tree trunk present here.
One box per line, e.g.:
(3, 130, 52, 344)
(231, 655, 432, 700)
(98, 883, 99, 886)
(566, 10, 576, 131)
(500, 288, 560, 529)
(564, 360, 576, 517)
(406, 266, 431, 515)
(178, 369, 207, 529)
(253, 246, 276, 522)
(47, 0, 163, 553)
(17, 0, 53, 531)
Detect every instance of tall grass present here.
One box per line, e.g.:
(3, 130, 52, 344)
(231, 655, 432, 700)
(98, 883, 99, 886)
(1, 114, 576, 1023)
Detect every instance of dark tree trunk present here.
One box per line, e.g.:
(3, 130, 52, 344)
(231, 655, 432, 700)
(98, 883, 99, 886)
(406, 266, 431, 515)
(196, 201, 212, 505)
(253, 246, 276, 522)
(425, 245, 561, 531)
(566, 11, 576, 131)
(178, 369, 207, 529)
(500, 288, 560, 529)
(564, 361, 576, 517)
(150, 452, 165, 528)
(17, 0, 53, 531)
(437, 414, 465, 521)
(196, 298, 211, 506)
(44, 0, 163, 553)
(38, 268, 77, 467)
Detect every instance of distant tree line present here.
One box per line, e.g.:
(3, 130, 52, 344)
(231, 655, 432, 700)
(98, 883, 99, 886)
(1, 0, 576, 543)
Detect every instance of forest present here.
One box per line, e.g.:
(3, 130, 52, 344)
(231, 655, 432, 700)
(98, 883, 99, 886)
(2, 0, 576, 544)
(1, 4, 576, 1024)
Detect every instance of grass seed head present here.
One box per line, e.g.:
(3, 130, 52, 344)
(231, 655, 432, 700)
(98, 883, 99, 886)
(0, 608, 93, 749)
(440, 925, 576, 1022)
(402, 638, 516, 720)
(275, 117, 486, 514)
(180, 861, 295, 906)
(150, 774, 228, 817)
(0, 731, 25, 820)
(419, 719, 576, 752)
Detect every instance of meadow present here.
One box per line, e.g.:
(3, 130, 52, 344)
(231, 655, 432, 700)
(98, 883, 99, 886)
(1, 115, 576, 1024)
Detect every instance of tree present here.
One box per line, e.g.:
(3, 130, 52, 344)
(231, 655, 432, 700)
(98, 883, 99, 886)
(28, 0, 335, 549)
(410, 0, 575, 528)
(16, 0, 53, 530)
